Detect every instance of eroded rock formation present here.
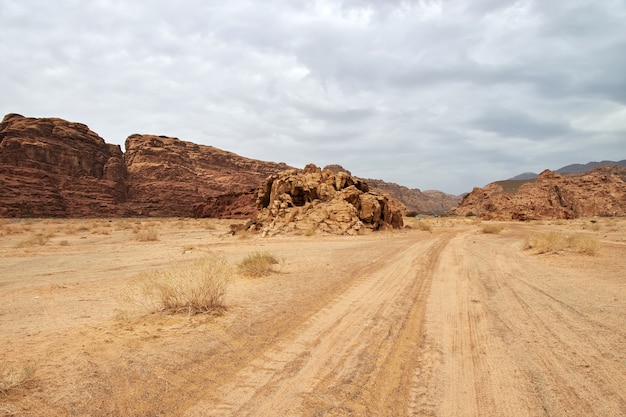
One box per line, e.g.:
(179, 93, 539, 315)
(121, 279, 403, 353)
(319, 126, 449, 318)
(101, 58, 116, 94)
(0, 114, 288, 218)
(450, 167, 626, 220)
(0, 113, 128, 217)
(255, 164, 405, 235)
(123, 134, 288, 217)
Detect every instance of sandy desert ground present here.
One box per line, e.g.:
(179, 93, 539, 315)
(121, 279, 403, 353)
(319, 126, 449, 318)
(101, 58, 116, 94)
(0, 216, 625, 416)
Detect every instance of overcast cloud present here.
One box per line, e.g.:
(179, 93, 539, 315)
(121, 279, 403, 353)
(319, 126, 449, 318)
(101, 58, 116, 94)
(1, 0, 625, 194)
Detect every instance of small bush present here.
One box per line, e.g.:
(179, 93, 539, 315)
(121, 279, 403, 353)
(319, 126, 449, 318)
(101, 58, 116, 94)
(582, 222, 601, 232)
(238, 252, 279, 277)
(0, 364, 36, 395)
(481, 224, 503, 234)
(16, 233, 51, 248)
(524, 232, 568, 254)
(415, 221, 432, 232)
(524, 232, 599, 255)
(135, 227, 159, 242)
(566, 234, 599, 255)
(135, 256, 230, 315)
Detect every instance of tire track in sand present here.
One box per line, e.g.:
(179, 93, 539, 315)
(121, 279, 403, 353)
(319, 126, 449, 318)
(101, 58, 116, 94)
(185, 233, 454, 417)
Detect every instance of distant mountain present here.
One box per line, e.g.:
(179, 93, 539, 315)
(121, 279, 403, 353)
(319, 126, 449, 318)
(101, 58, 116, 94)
(509, 172, 539, 180)
(508, 160, 626, 180)
(556, 160, 626, 174)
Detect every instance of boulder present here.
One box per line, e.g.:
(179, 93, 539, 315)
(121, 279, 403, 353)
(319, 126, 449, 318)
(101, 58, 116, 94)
(255, 164, 405, 235)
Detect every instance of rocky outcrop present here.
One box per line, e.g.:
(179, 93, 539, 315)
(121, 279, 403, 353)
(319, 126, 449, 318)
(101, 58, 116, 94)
(0, 114, 128, 217)
(322, 165, 460, 213)
(450, 167, 626, 220)
(0, 114, 289, 218)
(254, 164, 405, 235)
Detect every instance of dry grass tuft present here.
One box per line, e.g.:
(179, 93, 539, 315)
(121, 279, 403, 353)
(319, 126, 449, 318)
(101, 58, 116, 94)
(566, 234, 600, 255)
(0, 364, 36, 395)
(524, 232, 599, 255)
(135, 227, 159, 242)
(481, 224, 503, 234)
(238, 252, 279, 277)
(415, 220, 433, 232)
(133, 256, 231, 315)
(16, 232, 54, 248)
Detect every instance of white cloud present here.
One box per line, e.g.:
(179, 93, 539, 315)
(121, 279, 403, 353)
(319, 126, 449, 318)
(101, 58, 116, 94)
(1, 0, 625, 194)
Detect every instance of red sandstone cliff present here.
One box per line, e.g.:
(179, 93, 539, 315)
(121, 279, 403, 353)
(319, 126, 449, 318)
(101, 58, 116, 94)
(450, 167, 626, 220)
(0, 114, 288, 218)
(0, 114, 128, 217)
(123, 134, 289, 217)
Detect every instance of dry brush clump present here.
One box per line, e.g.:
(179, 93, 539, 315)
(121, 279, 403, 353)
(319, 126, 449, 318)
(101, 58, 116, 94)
(524, 232, 599, 255)
(15, 231, 55, 248)
(481, 224, 503, 234)
(0, 364, 36, 396)
(132, 255, 231, 315)
(238, 252, 279, 277)
(134, 226, 159, 242)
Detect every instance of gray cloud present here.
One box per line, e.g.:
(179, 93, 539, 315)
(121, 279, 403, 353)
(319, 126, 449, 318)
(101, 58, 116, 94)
(1, 0, 625, 195)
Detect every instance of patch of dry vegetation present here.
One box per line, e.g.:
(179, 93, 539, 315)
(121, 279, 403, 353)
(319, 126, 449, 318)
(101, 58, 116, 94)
(524, 232, 599, 255)
(0, 364, 36, 396)
(415, 220, 433, 232)
(481, 224, 503, 234)
(134, 227, 159, 242)
(16, 231, 55, 248)
(132, 255, 231, 315)
(238, 252, 279, 277)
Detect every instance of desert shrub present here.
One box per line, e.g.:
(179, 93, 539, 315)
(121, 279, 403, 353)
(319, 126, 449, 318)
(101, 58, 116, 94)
(566, 234, 599, 255)
(415, 220, 432, 232)
(135, 227, 159, 242)
(134, 256, 230, 315)
(16, 232, 51, 248)
(0, 364, 36, 395)
(524, 232, 599, 255)
(524, 232, 568, 254)
(582, 221, 601, 232)
(405, 211, 419, 218)
(238, 252, 279, 277)
(481, 224, 503, 234)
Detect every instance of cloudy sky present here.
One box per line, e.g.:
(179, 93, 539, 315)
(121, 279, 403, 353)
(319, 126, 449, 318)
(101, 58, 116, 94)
(1, 0, 625, 194)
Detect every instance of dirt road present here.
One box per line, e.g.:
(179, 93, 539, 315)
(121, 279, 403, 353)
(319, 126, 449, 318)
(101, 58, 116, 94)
(1, 218, 625, 416)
